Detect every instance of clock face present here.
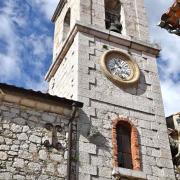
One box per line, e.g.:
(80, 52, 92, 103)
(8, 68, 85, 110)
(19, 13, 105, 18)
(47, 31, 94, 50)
(107, 58, 132, 80)
(100, 50, 140, 87)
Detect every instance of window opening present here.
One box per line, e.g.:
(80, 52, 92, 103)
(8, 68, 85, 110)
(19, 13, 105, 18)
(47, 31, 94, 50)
(63, 9, 70, 40)
(117, 123, 133, 169)
(112, 118, 141, 170)
(105, 0, 122, 33)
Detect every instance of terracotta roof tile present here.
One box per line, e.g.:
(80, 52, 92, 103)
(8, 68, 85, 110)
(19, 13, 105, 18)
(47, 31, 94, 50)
(159, 0, 180, 36)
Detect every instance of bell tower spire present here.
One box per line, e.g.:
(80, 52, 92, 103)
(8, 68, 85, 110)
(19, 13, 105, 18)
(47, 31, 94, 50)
(46, 0, 175, 179)
(50, 0, 149, 62)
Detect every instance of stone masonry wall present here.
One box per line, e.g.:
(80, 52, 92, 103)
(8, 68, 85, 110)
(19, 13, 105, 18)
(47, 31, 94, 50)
(49, 1, 174, 179)
(53, 0, 149, 61)
(48, 30, 175, 179)
(53, 0, 80, 61)
(79, 0, 149, 42)
(76, 32, 175, 180)
(0, 101, 77, 180)
(49, 34, 79, 101)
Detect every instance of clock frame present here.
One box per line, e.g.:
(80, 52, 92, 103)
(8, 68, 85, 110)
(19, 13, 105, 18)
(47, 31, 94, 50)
(100, 50, 140, 87)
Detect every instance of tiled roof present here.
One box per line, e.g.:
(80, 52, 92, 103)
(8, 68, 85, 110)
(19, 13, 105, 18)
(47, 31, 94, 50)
(0, 83, 83, 108)
(159, 0, 180, 36)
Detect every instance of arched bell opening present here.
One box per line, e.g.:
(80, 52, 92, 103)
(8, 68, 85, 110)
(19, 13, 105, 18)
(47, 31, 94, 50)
(112, 117, 141, 170)
(104, 0, 122, 34)
(63, 8, 71, 41)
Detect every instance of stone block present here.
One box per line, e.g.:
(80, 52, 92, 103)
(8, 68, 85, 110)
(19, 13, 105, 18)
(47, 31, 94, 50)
(0, 136, 4, 143)
(160, 149, 172, 159)
(156, 158, 174, 169)
(28, 162, 41, 173)
(29, 115, 39, 122)
(112, 167, 147, 179)
(13, 158, 25, 168)
(11, 124, 22, 133)
(142, 164, 152, 175)
(13, 175, 25, 180)
(79, 164, 97, 175)
(79, 151, 90, 163)
(79, 173, 91, 180)
(0, 172, 12, 180)
(163, 168, 176, 179)
(91, 155, 111, 167)
(39, 150, 48, 161)
(79, 142, 97, 154)
(57, 164, 67, 176)
(0, 151, 7, 160)
(142, 155, 156, 166)
(29, 135, 41, 144)
(19, 150, 32, 160)
(8, 151, 18, 156)
(146, 175, 158, 180)
(42, 114, 56, 123)
(99, 167, 112, 178)
(29, 143, 37, 153)
(0, 145, 9, 151)
(3, 123, 9, 129)
(152, 166, 163, 177)
(13, 117, 26, 125)
(46, 163, 55, 173)
(17, 133, 28, 141)
(4, 138, 12, 145)
(138, 120, 151, 129)
(50, 153, 63, 162)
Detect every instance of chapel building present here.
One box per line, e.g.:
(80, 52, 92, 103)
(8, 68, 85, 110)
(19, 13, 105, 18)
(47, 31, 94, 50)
(0, 0, 177, 180)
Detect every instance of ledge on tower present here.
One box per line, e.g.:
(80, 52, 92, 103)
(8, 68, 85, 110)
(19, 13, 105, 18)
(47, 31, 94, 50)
(51, 0, 67, 23)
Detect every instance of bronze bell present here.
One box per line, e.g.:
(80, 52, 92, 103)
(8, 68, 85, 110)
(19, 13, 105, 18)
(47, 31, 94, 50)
(109, 20, 122, 33)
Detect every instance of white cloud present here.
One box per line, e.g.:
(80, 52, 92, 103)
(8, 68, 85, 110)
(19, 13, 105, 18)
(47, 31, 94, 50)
(0, 6, 21, 81)
(28, 0, 59, 19)
(0, 1, 53, 91)
(145, 0, 180, 116)
(0, 54, 21, 80)
(23, 34, 52, 59)
(24, 76, 49, 92)
(161, 80, 180, 116)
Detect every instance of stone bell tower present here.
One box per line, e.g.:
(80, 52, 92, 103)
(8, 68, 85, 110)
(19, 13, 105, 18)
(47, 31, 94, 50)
(46, 0, 175, 179)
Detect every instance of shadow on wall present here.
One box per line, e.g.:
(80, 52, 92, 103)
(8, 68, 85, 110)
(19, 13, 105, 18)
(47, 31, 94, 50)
(0, 103, 70, 179)
(121, 70, 147, 96)
(77, 109, 110, 148)
(75, 109, 111, 179)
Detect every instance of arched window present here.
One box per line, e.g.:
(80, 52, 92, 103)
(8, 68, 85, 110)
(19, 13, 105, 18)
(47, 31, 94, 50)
(117, 123, 133, 169)
(63, 9, 71, 41)
(112, 117, 141, 170)
(104, 0, 122, 33)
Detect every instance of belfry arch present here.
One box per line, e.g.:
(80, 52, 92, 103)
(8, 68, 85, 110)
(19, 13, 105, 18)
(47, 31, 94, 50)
(104, 0, 122, 33)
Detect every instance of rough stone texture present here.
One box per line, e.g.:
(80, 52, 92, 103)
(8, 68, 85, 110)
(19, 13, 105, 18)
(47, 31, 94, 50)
(52, 0, 149, 61)
(48, 30, 175, 179)
(47, 0, 175, 179)
(49, 36, 79, 100)
(76, 33, 174, 179)
(0, 101, 77, 180)
(52, 0, 80, 61)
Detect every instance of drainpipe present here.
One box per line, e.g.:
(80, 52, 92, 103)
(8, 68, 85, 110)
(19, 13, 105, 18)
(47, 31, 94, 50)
(67, 103, 77, 180)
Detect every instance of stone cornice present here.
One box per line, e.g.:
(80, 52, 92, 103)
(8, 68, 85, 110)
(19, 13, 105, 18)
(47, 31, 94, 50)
(51, 0, 67, 23)
(0, 83, 83, 116)
(45, 21, 161, 82)
(112, 167, 146, 180)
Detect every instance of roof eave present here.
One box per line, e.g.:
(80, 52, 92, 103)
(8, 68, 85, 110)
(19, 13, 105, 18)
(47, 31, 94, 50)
(51, 0, 67, 23)
(0, 83, 83, 108)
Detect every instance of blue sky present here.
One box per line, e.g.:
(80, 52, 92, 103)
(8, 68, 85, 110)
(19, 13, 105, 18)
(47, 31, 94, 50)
(0, 0, 179, 116)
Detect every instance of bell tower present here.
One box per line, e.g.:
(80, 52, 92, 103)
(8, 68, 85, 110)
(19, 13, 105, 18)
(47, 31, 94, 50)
(46, 0, 175, 179)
